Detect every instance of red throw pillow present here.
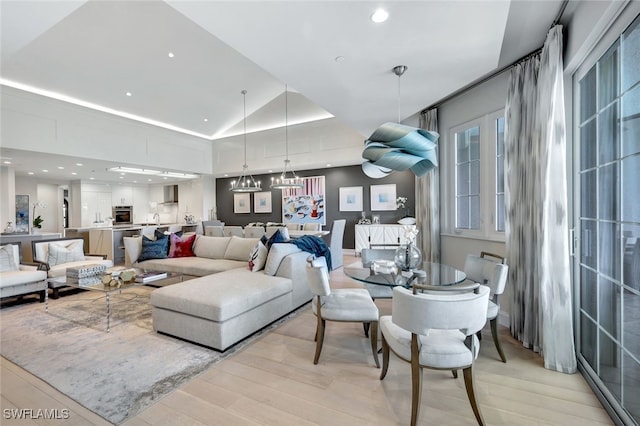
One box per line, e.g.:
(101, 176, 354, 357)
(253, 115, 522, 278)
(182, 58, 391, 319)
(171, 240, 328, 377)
(168, 233, 196, 258)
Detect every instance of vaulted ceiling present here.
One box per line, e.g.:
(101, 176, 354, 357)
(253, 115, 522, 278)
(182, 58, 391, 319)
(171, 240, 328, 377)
(0, 0, 566, 182)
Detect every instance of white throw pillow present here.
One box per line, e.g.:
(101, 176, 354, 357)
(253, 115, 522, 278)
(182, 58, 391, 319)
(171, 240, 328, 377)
(248, 241, 268, 272)
(264, 243, 302, 276)
(0, 244, 19, 272)
(47, 241, 85, 266)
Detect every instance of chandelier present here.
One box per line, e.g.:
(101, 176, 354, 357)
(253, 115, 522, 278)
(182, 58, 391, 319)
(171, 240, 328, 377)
(270, 85, 303, 189)
(230, 90, 262, 193)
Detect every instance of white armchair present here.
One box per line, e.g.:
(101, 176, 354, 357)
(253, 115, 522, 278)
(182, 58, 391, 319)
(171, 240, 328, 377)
(0, 242, 47, 302)
(31, 238, 112, 298)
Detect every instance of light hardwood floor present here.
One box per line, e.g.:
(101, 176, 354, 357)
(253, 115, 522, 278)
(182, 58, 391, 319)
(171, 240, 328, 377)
(1, 254, 613, 425)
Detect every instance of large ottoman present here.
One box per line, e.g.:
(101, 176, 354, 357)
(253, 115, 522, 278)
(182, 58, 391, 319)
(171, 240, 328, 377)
(150, 269, 293, 351)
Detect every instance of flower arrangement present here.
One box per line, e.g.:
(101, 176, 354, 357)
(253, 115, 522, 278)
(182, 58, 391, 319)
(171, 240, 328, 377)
(403, 226, 419, 244)
(32, 201, 46, 229)
(396, 196, 407, 210)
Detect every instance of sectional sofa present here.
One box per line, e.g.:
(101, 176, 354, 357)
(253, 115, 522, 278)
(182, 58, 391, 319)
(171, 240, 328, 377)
(124, 234, 313, 351)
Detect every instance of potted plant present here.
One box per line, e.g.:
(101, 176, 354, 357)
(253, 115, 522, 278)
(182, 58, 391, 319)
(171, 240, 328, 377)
(32, 201, 46, 233)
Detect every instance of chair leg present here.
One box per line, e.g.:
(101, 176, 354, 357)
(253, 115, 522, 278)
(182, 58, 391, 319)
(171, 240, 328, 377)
(39, 290, 46, 303)
(451, 370, 458, 379)
(410, 358, 422, 426)
(52, 288, 59, 299)
(463, 366, 485, 426)
(380, 334, 390, 379)
(313, 316, 325, 365)
(363, 322, 370, 338)
(490, 318, 507, 363)
(369, 321, 379, 368)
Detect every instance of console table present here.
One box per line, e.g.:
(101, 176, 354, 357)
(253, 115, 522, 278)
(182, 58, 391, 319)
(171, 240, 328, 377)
(354, 224, 416, 255)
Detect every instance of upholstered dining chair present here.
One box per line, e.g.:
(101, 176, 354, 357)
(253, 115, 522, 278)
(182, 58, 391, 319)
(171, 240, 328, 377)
(463, 252, 509, 362)
(204, 226, 224, 237)
(286, 223, 301, 231)
(244, 226, 266, 239)
(325, 219, 346, 269)
(222, 226, 244, 237)
(303, 222, 321, 232)
(305, 255, 380, 367)
(380, 284, 490, 426)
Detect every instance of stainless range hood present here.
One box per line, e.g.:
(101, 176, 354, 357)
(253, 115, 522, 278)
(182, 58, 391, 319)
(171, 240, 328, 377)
(162, 185, 179, 204)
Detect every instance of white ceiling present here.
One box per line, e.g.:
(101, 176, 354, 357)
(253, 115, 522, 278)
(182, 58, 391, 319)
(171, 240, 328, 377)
(0, 0, 565, 183)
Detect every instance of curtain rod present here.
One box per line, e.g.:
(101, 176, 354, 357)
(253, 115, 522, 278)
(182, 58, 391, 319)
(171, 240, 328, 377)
(423, 0, 569, 113)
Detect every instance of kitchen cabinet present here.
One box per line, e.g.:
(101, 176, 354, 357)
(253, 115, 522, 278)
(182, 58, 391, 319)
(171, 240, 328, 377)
(81, 190, 112, 228)
(354, 224, 416, 254)
(111, 186, 134, 206)
(132, 186, 149, 224)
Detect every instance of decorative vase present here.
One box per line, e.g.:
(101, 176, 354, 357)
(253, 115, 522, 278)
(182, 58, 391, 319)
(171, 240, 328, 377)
(394, 243, 421, 272)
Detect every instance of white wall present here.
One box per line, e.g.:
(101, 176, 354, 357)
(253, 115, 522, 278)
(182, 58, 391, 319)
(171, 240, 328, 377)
(212, 117, 366, 176)
(1, 86, 213, 175)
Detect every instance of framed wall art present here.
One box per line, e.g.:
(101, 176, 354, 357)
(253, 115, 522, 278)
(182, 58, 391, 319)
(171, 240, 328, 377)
(15, 194, 30, 233)
(233, 193, 251, 214)
(370, 184, 397, 211)
(282, 176, 326, 226)
(339, 186, 363, 212)
(253, 191, 272, 213)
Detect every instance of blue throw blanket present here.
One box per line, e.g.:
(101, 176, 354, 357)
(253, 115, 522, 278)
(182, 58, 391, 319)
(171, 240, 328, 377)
(291, 235, 332, 271)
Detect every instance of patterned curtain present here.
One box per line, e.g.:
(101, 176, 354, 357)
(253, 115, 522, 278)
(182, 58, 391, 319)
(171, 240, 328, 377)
(505, 25, 576, 373)
(417, 108, 439, 263)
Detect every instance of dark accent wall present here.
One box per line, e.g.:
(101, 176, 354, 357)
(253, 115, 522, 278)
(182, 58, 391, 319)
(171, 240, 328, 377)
(216, 165, 415, 249)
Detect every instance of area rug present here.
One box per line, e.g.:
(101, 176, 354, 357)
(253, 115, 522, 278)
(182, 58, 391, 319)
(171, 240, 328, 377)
(0, 287, 306, 424)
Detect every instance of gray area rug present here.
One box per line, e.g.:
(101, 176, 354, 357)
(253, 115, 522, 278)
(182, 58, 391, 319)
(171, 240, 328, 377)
(0, 287, 304, 424)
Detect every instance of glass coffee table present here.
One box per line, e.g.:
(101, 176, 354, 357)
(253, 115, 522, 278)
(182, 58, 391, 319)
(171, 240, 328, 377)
(46, 269, 182, 332)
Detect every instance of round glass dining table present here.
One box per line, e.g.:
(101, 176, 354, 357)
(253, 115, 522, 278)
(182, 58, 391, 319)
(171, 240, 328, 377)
(344, 260, 467, 289)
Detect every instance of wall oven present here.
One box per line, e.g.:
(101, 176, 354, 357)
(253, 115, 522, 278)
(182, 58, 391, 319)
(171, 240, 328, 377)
(112, 206, 133, 225)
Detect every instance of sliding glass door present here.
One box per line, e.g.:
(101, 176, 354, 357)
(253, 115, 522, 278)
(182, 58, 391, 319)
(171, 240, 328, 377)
(575, 15, 640, 425)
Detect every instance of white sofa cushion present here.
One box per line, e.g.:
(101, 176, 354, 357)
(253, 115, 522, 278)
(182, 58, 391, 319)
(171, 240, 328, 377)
(0, 244, 19, 272)
(0, 268, 47, 287)
(224, 236, 259, 261)
(150, 269, 292, 322)
(193, 236, 231, 259)
(264, 243, 302, 276)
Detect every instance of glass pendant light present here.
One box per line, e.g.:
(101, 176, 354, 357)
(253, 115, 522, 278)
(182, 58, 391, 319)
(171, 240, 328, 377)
(270, 85, 304, 189)
(230, 89, 262, 193)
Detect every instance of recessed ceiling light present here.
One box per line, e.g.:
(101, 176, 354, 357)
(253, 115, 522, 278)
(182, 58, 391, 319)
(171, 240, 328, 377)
(326, 163, 332, 167)
(147, 178, 152, 182)
(3, 160, 11, 164)
(42, 169, 48, 172)
(126, 92, 132, 97)
(120, 176, 124, 179)
(76, 163, 83, 166)
(28, 172, 34, 175)
(90, 177, 95, 180)
(168, 52, 175, 58)
(71, 172, 77, 175)
(57, 166, 64, 169)
(163, 177, 168, 180)
(224, 174, 229, 177)
(371, 8, 389, 23)
(203, 118, 208, 122)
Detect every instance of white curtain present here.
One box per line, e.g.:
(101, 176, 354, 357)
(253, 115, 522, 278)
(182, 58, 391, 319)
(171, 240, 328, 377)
(417, 108, 439, 263)
(505, 25, 576, 373)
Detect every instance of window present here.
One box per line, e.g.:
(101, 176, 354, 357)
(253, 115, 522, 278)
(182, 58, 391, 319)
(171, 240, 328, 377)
(446, 110, 505, 240)
(575, 14, 640, 424)
(455, 125, 480, 229)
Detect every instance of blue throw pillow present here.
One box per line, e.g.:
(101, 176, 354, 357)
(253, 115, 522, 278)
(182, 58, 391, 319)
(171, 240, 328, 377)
(138, 235, 169, 261)
(265, 229, 289, 250)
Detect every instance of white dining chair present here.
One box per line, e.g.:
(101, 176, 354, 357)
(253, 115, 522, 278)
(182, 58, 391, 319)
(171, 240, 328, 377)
(244, 226, 266, 239)
(302, 223, 321, 232)
(204, 226, 224, 237)
(464, 252, 509, 362)
(380, 285, 490, 426)
(222, 226, 244, 237)
(305, 255, 380, 367)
